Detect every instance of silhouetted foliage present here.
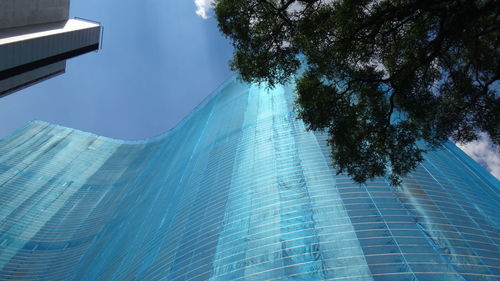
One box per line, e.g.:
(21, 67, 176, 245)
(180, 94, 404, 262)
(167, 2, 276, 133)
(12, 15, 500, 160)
(215, 0, 499, 185)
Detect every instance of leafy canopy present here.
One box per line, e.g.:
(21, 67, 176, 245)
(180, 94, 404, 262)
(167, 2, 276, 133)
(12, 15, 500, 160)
(215, 0, 499, 185)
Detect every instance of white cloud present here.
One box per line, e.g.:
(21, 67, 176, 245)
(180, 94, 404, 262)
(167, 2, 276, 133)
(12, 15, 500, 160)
(195, 0, 213, 19)
(456, 133, 500, 180)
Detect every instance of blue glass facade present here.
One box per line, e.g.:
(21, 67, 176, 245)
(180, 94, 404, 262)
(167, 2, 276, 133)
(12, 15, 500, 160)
(0, 78, 499, 280)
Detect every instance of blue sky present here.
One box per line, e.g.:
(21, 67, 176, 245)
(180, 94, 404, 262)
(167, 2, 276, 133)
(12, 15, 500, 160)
(0, 0, 233, 140)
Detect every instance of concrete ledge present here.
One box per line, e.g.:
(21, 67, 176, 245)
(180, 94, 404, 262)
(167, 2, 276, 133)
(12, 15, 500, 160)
(0, 19, 101, 72)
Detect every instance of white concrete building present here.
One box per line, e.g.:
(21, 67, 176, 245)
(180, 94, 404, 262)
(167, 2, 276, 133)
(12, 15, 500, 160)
(0, 0, 101, 97)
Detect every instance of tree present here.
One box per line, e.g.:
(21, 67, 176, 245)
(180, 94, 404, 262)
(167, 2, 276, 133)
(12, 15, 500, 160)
(215, 0, 500, 185)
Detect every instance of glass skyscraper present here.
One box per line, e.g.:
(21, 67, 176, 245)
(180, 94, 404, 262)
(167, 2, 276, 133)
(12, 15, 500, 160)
(0, 78, 498, 280)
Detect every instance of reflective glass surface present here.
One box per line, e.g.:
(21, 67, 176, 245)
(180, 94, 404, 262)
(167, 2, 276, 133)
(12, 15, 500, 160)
(0, 78, 499, 280)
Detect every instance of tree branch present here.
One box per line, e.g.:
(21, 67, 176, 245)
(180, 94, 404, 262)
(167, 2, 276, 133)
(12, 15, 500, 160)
(387, 92, 395, 125)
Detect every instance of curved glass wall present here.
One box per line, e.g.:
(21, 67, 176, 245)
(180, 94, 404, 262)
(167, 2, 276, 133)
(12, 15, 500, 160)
(0, 78, 498, 280)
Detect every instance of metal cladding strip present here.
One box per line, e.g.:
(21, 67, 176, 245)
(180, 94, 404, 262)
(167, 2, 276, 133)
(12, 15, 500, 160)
(0, 78, 498, 281)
